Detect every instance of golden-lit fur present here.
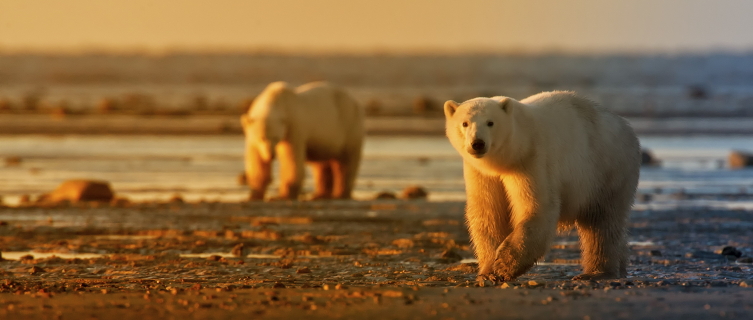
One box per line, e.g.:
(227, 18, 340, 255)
(444, 91, 640, 281)
(241, 81, 364, 200)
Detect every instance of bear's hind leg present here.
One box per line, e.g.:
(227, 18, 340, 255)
(573, 203, 629, 280)
(331, 144, 362, 199)
(310, 162, 334, 200)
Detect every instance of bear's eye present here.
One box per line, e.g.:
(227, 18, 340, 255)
(487, 121, 494, 127)
(462, 122, 468, 128)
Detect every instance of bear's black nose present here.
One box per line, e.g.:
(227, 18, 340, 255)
(471, 139, 486, 151)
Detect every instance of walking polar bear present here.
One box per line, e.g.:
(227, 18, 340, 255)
(241, 81, 364, 200)
(444, 91, 640, 281)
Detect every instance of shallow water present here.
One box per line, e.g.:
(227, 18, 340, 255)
(1, 134, 753, 206)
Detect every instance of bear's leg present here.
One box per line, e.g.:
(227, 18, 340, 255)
(490, 212, 559, 281)
(573, 200, 630, 280)
(331, 145, 362, 199)
(274, 141, 305, 200)
(244, 145, 271, 200)
(462, 164, 511, 276)
(310, 162, 334, 200)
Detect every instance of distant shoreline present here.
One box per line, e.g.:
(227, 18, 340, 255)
(1, 115, 753, 136)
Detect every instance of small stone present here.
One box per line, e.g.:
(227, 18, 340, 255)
(20, 254, 34, 261)
(207, 255, 222, 261)
(296, 267, 312, 274)
(29, 266, 45, 275)
(335, 284, 346, 290)
(237, 172, 248, 186)
(273, 282, 286, 288)
(4, 156, 21, 167)
(740, 281, 751, 287)
(400, 186, 428, 199)
(374, 191, 397, 200)
(231, 243, 246, 257)
(439, 249, 463, 263)
(527, 280, 543, 287)
(649, 250, 662, 257)
(736, 257, 753, 263)
(168, 194, 184, 203)
(499, 283, 511, 289)
(729, 150, 753, 169)
(641, 150, 659, 166)
(721, 246, 742, 258)
(39, 180, 115, 203)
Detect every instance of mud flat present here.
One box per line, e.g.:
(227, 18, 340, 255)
(0, 200, 751, 318)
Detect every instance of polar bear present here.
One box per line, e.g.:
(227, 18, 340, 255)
(241, 81, 364, 200)
(444, 91, 640, 281)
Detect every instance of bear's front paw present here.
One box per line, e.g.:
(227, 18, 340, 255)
(476, 273, 507, 286)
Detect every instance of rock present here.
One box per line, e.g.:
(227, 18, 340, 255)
(4, 156, 22, 167)
(374, 191, 397, 200)
(401, 186, 428, 199)
(365, 99, 382, 116)
(273, 282, 286, 288)
(29, 266, 45, 275)
(687, 85, 709, 100)
(237, 172, 247, 186)
(413, 96, 439, 116)
(96, 98, 119, 114)
(231, 243, 247, 257)
(296, 267, 311, 274)
(40, 180, 114, 203)
(720, 246, 742, 258)
(729, 150, 753, 169)
(649, 250, 662, 257)
(740, 281, 751, 287)
(168, 194, 184, 203)
(737, 257, 753, 263)
(641, 149, 659, 166)
(439, 249, 463, 263)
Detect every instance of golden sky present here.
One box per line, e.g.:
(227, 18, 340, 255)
(1, 0, 752, 53)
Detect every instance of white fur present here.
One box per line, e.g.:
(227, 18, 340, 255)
(241, 81, 364, 200)
(445, 91, 640, 281)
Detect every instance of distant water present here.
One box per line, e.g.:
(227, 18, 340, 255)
(1, 134, 753, 206)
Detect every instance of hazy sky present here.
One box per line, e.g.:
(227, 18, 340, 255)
(1, 0, 752, 53)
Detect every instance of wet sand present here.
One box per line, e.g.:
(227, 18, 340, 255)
(0, 200, 751, 319)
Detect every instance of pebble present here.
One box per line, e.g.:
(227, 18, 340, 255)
(401, 186, 428, 199)
(296, 267, 312, 274)
(737, 257, 753, 263)
(720, 246, 742, 258)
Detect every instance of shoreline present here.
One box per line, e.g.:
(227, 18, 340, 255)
(2, 115, 753, 136)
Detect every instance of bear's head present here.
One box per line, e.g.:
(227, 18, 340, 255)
(444, 97, 519, 168)
(240, 82, 294, 161)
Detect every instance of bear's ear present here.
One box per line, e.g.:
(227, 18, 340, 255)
(499, 99, 510, 113)
(444, 100, 459, 118)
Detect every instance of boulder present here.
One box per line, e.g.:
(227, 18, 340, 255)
(729, 150, 753, 169)
(401, 185, 428, 199)
(41, 180, 114, 203)
(641, 149, 658, 166)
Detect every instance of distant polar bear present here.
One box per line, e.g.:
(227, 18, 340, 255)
(241, 81, 364, 200)
(444, 91, 640, 281)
